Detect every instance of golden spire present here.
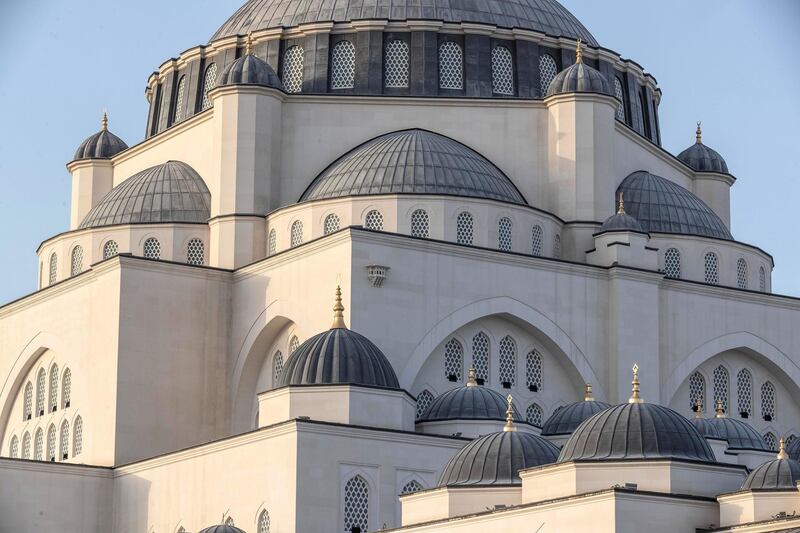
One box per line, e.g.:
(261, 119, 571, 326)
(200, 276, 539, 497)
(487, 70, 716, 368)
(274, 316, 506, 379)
(467, 367, 478, 387)
(584, 383, 594, 402)
(101, 111, 108, 132)
(694, 397, 703, 419)
(575, 38, 583, 64)
(617, 192, 626, 215)
(778, 437, 787, 460)
(629, 364, 643, 404)
(331, 285, 347, 329)
(245, 32, 254, 56)
(696, 121, 702, 144)
(503, 395, 517, 432)
(714, 399, 726, 419)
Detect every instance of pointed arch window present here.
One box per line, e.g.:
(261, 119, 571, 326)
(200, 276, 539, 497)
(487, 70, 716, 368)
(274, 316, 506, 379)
(498, 217, 513, 251)
(186, 238, 204, 265)
(282, 46, 304, 94)
(438, 41, 463, 90)
(49, 253, 58, 285)
(289, 336, 300, 354)
(763, 432, 777, 451)
(200, 62, 218, 111)
(331, 40, 356, 89)
(70, 246, 84, 276)
(364, 210, 384, 231)
(49, 364, 59, 413)
(258, 510, 271, 533)
(613, 77, 626, 121)
(713, 366, 729, 413)
(491, 46, 514, 95)
(324, 214, 341, 235)
(47, 424, 56, 461)
(103, 240, 119, 259)
(410, 210, 429, 238)
(471, 332, 489, 384)
(664, 248, 681, 279)
(290, 221, 303, 247)
(73, 416, 83, 456)
(415, 389, 434, 420)
(737, 369, 752, 418)
(60, 420, 69, 460)
(498, 336, 516, 388)
(143, 238, 161, 259)
(343, 474, 370, 533)
(456, 212, 473, 245)
(759, 266, 767, 292)
(539, 54, 558, 96)
(704, 252, 719, 285)
(531, 225, 543, 256)
(23, 381, 33, 420)
(268, 229, 277, 256)
(22, 432, 31, 459)
(62, 368, 72, 408)
(385, 40, 409, 88)
(9, 435, 19, 458)
(273, 351, 284, 384)
(36, 369, 46, 416)
(173, 75, 186, 123)
(526, 350, 543, 392)
(761, 381, 776, 421)
(689, 371, 706, 412)
(736, 258, 748, 289)
(444, 338, 463, 382)
(553, 234, 562, 259)
(526, 403, 543, 426)
(401, 479, 423, 495)
(34, 429, 43, 460)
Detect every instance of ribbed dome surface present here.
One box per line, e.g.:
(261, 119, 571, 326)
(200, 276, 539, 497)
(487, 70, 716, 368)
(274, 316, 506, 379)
(788, 438, 800, 462)
(616, 171, 733, 240)
(598, 212, 644, 233)
(199, 526, 247, 533)
(546, 61, 612, 97)
(742, 457, 800, 491)
(74, 127, 128, 161)
(438, 430, 559, 486)
(279, 328, 400, 388)
(213, 0, 598, 45)
(558, 403, 716, 463)
(221, 53, 283, 88)
(418, 385, 521, 423)
(708, 417, 770, 451)
(541, 400, 611, 436)
(688, 416, 721, 439)
(678, 142, 729, 174)
(300, 129, 526, 205)
(79, 161, 211, 229)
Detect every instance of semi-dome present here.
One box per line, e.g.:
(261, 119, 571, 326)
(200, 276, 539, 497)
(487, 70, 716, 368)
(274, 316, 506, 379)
(597, 194, 645, 234)
(418, 369, 522, 423)
(279, 288, 400, 389)
(220, 36, 283, 88)
(708, 402, 770, 451)
(541, 384, 611, 436)
(79, 161, 211, 229)
(73, 113, 128, 161)
(199, 526, 247, 533)
(546, 43, 612, 97)
(299, 129, 527, 205)
(616, 171, 733, 240)
(213, 0, 598, 45)
(742, 440, 800, 491)
(677, 123, 729, 174)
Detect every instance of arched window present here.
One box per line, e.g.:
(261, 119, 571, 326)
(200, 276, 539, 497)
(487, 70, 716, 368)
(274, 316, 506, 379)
(438, 41, 463, 90)
(526, 350, 543, 392)
(538, 54, 558, 96)
(143, 238, 161, 259)
(9, 435, 19, 458)
(258, 510, 271, 533)
(788, 435, 798, 447)
(761, 381, 776, 421)
(456, 212, 473, 245)
(704, 252, 719, 285)
(736, 258, 748, 289)
(613, 77, 626, 121)
(34, 429, 43, 460)
(410, 210, 429, 238)
(186, 238, 204, 265)
(47, 424, 56, 461)
(290, 221, 303, 247)
(471, 332, 489, 384)
(664, 248, 681, 279)
(553, 234, 562, 259)
(103, 240, 119, 259)
(713, 366, 729, 413)
(36, 369, 46, 416)
(282, 46, 305, 94)
(526, 403, 544, 426)
(49, 364, 59, 413)
(23, 382, 32, 421)
(491, 46, 514, 95)
(444, 338, 463, 382)
(385, 40, 409, 88)
(401, 480, 424, 495)
(200, 62, 218, 111)
(22, 432, 31, 459)
(73, 416, 83, 456)
(688, 371, 706, 412)
(364, 210, 384, 231)
(759, 266, 767, 292)
(343, 474, 370, 533)
(62, 368, 71, 409)
(763, 432, 777, 451)
(173, 75, 186, 123)
(498, 217, 513, 251)
(415, 389, 434, 420)
(531, 225, 543, 256)
(498, 336, 516, 387)
(49, 253, 58, 285)
(289, 335, 300, 354)
(273, 351, 284, 383)
(268, 229, 277, 256)
(70, 246, 84, 276)
(737, 369, 752, 418)
(331, 40, 356, 89)
(324, 214, 341, 235)
(224, 517, 235, 526)
(60, 420, 69, 460)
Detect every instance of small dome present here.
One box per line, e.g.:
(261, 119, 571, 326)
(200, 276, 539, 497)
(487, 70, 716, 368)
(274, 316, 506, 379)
(707, 404, 770, 451)
(73, 113, 128, 161)
(199, 526, 247, 533)
(221, 38, 283, 88)
(742, 441, 800, 491)
(541, 385, 611, 437)
(418, 369, 522, 423)
(278, 288, 400, 389)
(688, 416, 721, 439)
(598, 195, 645, 234)
(547, 44, 612, 98)
(79, 161, 211, 229)
(787, 438, 800, 461)
(677, 123, 729, 174)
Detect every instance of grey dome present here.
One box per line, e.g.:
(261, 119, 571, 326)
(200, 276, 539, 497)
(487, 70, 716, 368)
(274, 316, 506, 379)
(199, 526, 247, 533)
(79, 161, 211, 229)
(541, 399, 611, 437)
(221, 53, 283, 88)
(418, 382, 522, 423)
(300, 129, 527, 205)
(598, 211, 644, 234)
(558, 402, 716, 463)
(787, 438, 800, 461)
(547, 59, 612, 97)
(742, 456, 800, 491)
(677, 127, 729, 174)
(438, 430, 559, 486)
(73, 118, 128, 161)
(708, 416, 770, 451)
(688, 415, 721, 439)
(616, 171, 733, 240)
(213, 0, 597, 45)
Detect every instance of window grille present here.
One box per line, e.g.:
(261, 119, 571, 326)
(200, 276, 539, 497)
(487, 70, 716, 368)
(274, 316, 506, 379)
(73, 416, 83, 456)
(331, 41, 356, 89)
(225, 517, 235, 526)
(713, 366, 729, 413)
(456, 212, 473, 245)
(258, 510, 271, 533)
(71, 246, 84, 276)
(498, 217, 513, 251)
(704, 252, 719, 285)
(498, 336, 516, 387)
(737, 369, 752, 418)
(9, 436, 19, 458)
(759, 266, 766, 292)
(471, 332, 489, 384)
(143, 238, 161, 259)
(761, 381, 776, 421)
(34, 429, 43, 460)
(103, 240, 118, 259)
(324, 214, 341, 235)
(539, 54, 558, 96)
(186, 238, 204, 265)
(736, 258, 748, 289)
(49, 253, 58, 285)
(415, 390, 434, 420)
(49, 364, 58, 413)
(364, 210, 384, 231)
(201, 63, 218, 111)
(22, 432, 31, 459)
(344, 475, 369, 533)
(764, 432, 777, 451)
(282, 46, 304, 94)
(438, 42, 463, 90)
(614, 77, 626, 121)
(385, 40, 409, 88)
(401, 480, 423, 495)
(410, 210, 429, 238)
(553, 234, 561, 259)
(47, 424, 56, 461)
(23, 382, 32, 421)
(689, 372, 706, 411)
(174, 75, 186, 123)
(268, 229, 277, 256)
(289, 336, 300, 354)
(36, 369, 46, 416)
(290, 221, 303, 247)
(661, 248, 681, 279)
(788, 435, 798, 447)
(531, 225, 543, 256)
(526, 350, 543, 392)
(526, 403, 543, 426)
(62, 369, 71, 409)
(491, 46, 514, 95)
(60, 421, 69, 460)
(444, 338, 463, 382)
(273, 351, 284, 383)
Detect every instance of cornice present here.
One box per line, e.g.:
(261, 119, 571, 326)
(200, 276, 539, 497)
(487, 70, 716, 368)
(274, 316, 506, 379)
(37, 222, 210, 254)
(0, 457, 112, 477)
(693, 171, 737, 187)
(66, 158, 113, 173)
(543, 91, 619, 109)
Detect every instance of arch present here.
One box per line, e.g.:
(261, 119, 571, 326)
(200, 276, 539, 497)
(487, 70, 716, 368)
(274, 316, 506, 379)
(531, 225, 543, 256)
(471, 331, 490, 384)
(538, 54, 558, 96)
(415, 389, 434, 420)
(664, 247, 681, 279)
(324, 213, 341, 235)
(737, 258, 749, 289)
(498, 335, 516, 386)
(200, 62, 218, 111)
(272, 351, 284, 385)
(289, 335, 300, 354)
(23, 381, 32, 421)
(35, 368, 46, 417)
(456, 211, 474, 245)
(46, 423, 56, 461)
(491, 45, 514, 95)
(737, 368, 753, 418)
(712, 364, 730, 413)
(21, 431, 31, 459)
(526, 349, 543, 392)
(143, 237, 161, 259)
(330, 40, 356, 89)
(759, 266, 767, 292)
(257, 509, 271, 533)
(763, 431, 777, 451)
(553, 233, 562, 259)
(704, 251, 719, 285)
(186, 238, 205, 265)
(343, 473, 370, 533)
(282, 45, 305, 93)
(73, 415, 83, 456)
(364, 210, 384, 231)
(526, 403, 544, 426)
(61, 368, 72, 409)
(34, 428, 43, 460)
(613, 77, 626, 121)
(385, 40, 409, 88)
(173, 75, 187, 123)
(48, 252, 58, 285)
(9, 434, 19, 458)
(688, 371, 706, 412)
(410, 209, 429, 238)
(103, 240, 119, 259)
(268, 229, 277, 255)
(70, 245, 84, 276)
(60, 419, 69, 460)
(438, 41, 463, 90)
(48, 363, 59, 413)
(498, 216, 513, 251)
(290, 220, 303, 247)
(443, 338, 463, 382)
(761, 380, 776, 421)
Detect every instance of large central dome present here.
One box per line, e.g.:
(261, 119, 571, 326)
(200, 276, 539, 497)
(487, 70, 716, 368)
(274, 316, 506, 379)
(212, 0, 597, 45)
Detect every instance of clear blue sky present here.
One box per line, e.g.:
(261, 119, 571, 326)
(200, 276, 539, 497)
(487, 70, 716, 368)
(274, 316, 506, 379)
(0, 1, 798, 303)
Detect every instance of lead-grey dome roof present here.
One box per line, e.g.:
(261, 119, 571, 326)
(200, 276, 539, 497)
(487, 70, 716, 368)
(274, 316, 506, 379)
(598, 211, 644, 234)
(688, 415, 721, 440)
(787, 438, 800, 462)
(300, 129, 527, 205)
(79, 161, 211, 229)
(677, 126, 729, 174)
(199, 526, 247, 533)
(73, 117, 128, 161)
(221, 53, 283, 88)
(418, 381, 522, 423)
(547, 59, 612, 97)
(438, 430, 559, 486)
(708, 415, 770, 451)
(541, 399, 611, 436)
(616, 171, 733, 240)
(213, 0, 597, 45)
(742, 455, 800, 491)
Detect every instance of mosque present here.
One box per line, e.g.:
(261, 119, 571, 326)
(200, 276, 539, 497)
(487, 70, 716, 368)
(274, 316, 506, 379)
(1, 0, 800, 531)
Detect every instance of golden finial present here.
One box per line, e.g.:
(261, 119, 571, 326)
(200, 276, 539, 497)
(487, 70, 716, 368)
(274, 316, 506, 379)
(714, 399, 726, 419)
(617, 192, 626, 215)
(695, 121, 702, 144)
(629, 364, 643, 403)
(694, 397, 703, 419)
(467, 367, 478, 387)
(584, 383, 594, 402)
(101, 111, 108, 131)
(575, 38, 583, 64)
(245, 32, 254, 56)
(503, 394, 517, 432)
(778, 437, 787, 460)
(331, 285, 347, 329)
